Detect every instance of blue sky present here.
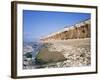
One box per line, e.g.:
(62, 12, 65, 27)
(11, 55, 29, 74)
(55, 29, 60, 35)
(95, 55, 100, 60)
(23, 10, 90, 42)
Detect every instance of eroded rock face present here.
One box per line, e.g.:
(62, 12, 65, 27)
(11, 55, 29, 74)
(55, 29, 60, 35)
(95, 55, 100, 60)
(41, 20, 90, 41)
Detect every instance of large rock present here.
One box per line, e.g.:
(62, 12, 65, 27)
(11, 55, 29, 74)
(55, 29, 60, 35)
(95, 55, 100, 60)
(35, 47, 66, 64)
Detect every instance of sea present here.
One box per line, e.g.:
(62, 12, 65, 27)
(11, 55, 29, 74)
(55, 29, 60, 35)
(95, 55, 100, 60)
(23, 41, 44, 69)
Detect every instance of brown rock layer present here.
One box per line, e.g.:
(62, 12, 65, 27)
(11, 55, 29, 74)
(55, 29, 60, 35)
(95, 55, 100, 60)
(41, 19, 90, 41)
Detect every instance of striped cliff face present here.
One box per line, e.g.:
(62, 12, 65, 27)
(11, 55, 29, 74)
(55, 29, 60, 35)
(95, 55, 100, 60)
(40, 19, 90, 41)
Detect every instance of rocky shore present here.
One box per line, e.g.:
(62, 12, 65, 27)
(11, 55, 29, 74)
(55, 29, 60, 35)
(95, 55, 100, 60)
(35, 38, 91, 68)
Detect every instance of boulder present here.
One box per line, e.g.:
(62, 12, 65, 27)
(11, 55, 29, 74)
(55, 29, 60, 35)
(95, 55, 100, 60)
(35, 47, 66, 64)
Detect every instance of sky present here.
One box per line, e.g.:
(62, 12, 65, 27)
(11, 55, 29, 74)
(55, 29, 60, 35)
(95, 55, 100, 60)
(23, 10, 90, 42)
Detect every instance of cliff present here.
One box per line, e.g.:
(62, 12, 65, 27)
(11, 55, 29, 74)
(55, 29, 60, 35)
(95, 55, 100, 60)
(41, 19, 90, 41)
